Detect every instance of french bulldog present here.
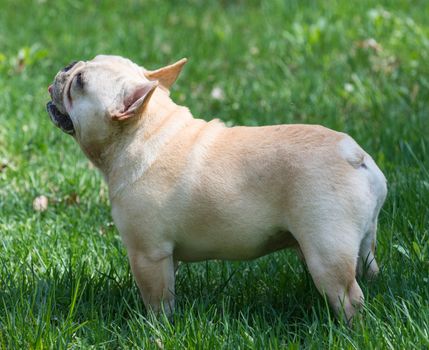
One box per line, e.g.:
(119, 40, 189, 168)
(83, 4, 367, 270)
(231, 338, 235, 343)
(47, 55, 387, 322)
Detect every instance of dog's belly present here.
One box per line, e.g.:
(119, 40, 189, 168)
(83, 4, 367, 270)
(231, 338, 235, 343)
(173, 227, 298, 262)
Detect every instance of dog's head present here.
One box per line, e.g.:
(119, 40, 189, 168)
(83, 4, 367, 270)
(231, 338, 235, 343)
(47, 55, 187, 156)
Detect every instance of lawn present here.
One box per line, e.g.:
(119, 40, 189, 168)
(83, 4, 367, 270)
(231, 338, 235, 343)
(0, 0, 428, 348)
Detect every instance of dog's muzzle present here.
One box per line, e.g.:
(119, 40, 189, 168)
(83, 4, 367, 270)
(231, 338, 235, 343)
(46, 101, 75, 135)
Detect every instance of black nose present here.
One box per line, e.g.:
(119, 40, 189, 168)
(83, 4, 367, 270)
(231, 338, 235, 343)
(62, 61, 78, 72)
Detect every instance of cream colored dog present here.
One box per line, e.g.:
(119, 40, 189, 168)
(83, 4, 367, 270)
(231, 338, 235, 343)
(47, 55, 387, 322)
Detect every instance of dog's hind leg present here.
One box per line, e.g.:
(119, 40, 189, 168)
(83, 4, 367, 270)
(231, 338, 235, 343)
(356, 151, 386, 280)
(297, 223, 364, 323)
(357, 220, 379, 280)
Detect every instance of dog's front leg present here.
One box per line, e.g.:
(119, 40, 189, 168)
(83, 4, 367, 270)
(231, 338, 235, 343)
(127, 250, 176, 317)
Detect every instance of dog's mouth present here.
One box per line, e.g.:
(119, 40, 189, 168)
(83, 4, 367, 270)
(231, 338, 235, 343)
(46, 61, 80, 136)
(46, 101, 75, 135)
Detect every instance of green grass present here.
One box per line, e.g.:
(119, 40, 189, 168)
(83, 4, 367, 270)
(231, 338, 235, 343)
(1, 0, 428, 348)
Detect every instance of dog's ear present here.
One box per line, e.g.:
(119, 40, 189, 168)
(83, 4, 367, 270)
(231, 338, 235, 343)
(111, 81, 158, 121)
(144, 58, 187, 90)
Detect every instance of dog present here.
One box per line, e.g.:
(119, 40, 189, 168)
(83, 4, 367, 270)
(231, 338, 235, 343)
(47, 55, 387, 322)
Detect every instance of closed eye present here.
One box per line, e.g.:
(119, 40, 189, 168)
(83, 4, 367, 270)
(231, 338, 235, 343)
(75, 72, 84, 89)
(67, 72, 85, 103)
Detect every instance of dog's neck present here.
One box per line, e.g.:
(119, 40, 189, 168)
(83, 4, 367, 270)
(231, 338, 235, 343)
(99, 89, 195, 200)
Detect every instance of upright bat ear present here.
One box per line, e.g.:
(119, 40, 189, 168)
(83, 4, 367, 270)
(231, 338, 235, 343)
(111, 80, 158, 121)
(144, 58, 187, 90)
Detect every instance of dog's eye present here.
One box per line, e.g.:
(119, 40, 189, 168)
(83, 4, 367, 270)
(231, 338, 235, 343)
(75, 72, 84, 89)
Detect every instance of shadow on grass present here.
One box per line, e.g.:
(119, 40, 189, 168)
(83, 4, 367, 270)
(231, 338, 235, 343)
(4, 251, 412, 347)
(0, 251, 330, 330)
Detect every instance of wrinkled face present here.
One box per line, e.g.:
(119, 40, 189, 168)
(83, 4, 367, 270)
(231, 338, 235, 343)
(47, 55, 187, 165)
(47, 55, 155, 141)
